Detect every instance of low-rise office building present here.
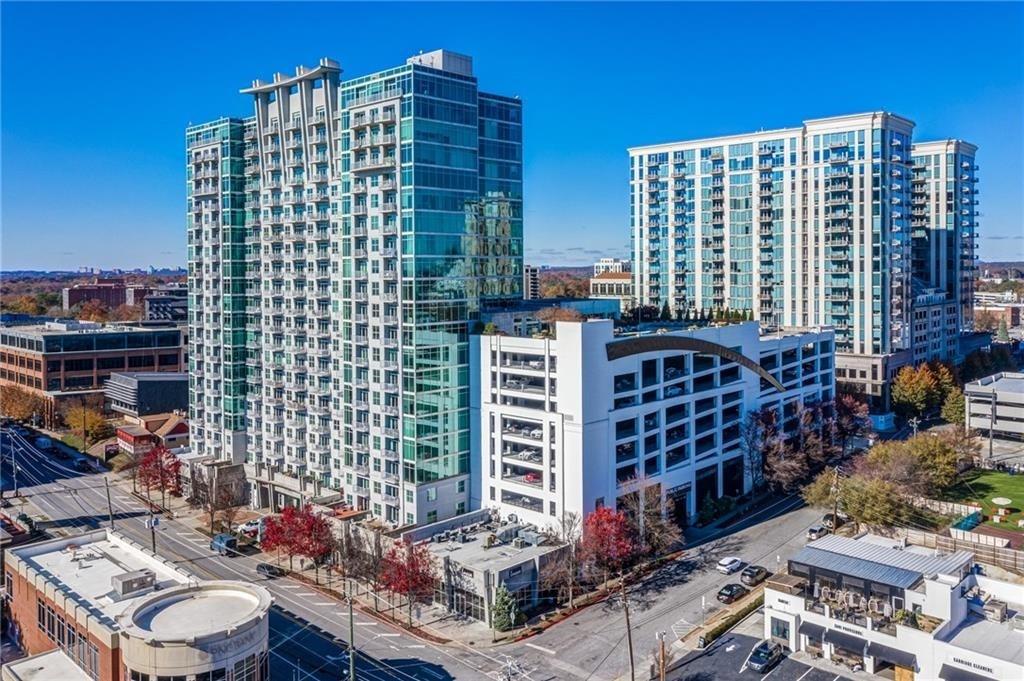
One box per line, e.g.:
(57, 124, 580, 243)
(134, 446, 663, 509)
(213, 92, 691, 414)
(0, 321, 184, 426)
(965, 372, 1024, 443)
(590, 271, 633, 313)
(470, 320, 834, 531)
(141, 284, 188, 322)
(400, 509, 564, 624)
(763, 533, 1024, 681)
(105, 371, 188, 417)
(2, 529, 271, 681)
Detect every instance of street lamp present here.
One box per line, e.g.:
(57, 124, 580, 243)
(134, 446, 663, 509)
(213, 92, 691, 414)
(656, 631, 667, 681)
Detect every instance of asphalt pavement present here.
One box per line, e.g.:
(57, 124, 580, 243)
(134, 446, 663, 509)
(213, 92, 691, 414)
(666, 630, 852, 681)
(2, 426, 508, 681)
(2, 425, 829, 681)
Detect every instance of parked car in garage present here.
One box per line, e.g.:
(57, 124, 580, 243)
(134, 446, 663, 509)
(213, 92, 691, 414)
(716, 583, 748, 604)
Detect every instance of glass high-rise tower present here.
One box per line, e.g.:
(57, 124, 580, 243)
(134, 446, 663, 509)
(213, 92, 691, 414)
(188, 50, 522, 526)
(629, 112, 978, 410)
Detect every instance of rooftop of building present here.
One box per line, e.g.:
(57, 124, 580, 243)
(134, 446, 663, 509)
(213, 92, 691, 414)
(0, 321, 159, 338)
(108, 371, 189, 382)
(591, 271, 632, 281)
(119, 580, 272, 643)
(629, 111, 913, 152)
(965, 372, 1024, 395)
(2, 648, 92, 681)
(791, 534, 973, 590)
(481, 297, 621, 315)
(7, 530, 192, 630)
(942, 609, 1024, 666)
(424, 523, 561, 574)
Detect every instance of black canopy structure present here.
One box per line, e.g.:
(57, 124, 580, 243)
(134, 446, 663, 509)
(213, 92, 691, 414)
(938, 664, 998, 681)
(798, 621, 825, 641)
(867, 641, 917, 669)
(823, 628, 867, 655)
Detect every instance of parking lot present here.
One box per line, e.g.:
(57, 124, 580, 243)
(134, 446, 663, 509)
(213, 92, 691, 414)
(666, 611, 857, 681)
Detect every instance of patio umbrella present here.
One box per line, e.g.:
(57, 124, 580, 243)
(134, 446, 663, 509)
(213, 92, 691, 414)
(992, 497, 1012, 506)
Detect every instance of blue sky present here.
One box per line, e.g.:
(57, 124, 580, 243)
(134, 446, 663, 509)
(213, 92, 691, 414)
(2, 2, 1022, 270)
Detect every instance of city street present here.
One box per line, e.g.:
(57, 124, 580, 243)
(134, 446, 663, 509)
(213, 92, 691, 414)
(2, 426, 825, 681)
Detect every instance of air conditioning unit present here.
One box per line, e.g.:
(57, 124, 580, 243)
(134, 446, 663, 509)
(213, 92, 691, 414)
(112, 569, 156, 597)
(512, 537, 527, 549)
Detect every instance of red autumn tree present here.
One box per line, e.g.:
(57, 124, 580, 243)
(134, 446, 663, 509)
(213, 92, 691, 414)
(580, 506, 637, 586)
(262, 505, 333, 575)
(378, 540, 437, 627)
(137, 446, 182, 508)
(296, 507, 334, 584)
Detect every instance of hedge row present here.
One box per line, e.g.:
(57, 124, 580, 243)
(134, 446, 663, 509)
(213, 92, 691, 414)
(701, 593, 764, 647)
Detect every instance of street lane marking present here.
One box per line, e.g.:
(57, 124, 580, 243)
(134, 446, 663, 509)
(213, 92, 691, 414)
(795, 669, 813, 681)
(314, 602, 334, 606)
(279, 585, 302, 589)
(525, 642, 556, 655)
(355, 622, 378, 626)
(298, 592, 317, 597)
(379, 632, 400, 637)
(406, 644, 425, 648)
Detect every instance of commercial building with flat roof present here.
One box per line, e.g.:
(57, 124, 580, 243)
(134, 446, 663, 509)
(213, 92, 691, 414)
(2, 529, 271, 681)
(965, 372, 1024, 443)
(763, 533, 1024, 681)
(104, 371, 188, 417)
(0, 322, 184, 426)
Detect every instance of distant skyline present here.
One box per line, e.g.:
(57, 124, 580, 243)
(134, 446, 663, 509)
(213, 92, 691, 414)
(2, 2, 1022, 270)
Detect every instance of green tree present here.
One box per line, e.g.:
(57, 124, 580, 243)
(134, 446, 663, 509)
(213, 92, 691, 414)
(892, 365, 938, 419)
(996, 318, 1010, 343)
(491, 584, 519, 632)
(481, 322, 499, 335)
(659, 301, 671, 321)
(941, 387, 966, 426)
(931, 362, 957, 406)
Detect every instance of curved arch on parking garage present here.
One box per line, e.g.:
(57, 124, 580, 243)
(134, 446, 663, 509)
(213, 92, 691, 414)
(604, 336, 785, 393)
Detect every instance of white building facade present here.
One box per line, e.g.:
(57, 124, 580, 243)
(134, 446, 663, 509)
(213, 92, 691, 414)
(470, 320, 834, 530)
(763, 534, 1023, 681)
(594, 258, 631, 276)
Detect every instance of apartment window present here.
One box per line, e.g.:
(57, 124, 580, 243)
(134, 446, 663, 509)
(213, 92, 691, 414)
(457, 480, 466, 493)
(426, 488, 437, 502)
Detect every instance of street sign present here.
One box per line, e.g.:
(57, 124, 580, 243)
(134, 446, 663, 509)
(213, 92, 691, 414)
(146, 518, 160, 529)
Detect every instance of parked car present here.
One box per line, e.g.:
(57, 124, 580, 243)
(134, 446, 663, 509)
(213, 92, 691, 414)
(237, 518, 264, 538)
(210, 533, 238, 556)
(747, 640, 783, 673)
(34, 436, 52, 450)
(822, 513, 846, 530)
(74, 459, 93, 473)
(52, 448, 71, 461)
(716, 556, 743, 574)
(716, 583, 748, 604)
(806, 524, 829, 541)
(256, 562, 285, 578)
(741, 565, 769, 586)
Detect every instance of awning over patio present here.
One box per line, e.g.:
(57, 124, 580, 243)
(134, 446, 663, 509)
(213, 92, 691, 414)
(798, 620, 825, 641)
(939, 664, 998, 681)
(823, 628, 867, 654)
(867, 641, 917, 669)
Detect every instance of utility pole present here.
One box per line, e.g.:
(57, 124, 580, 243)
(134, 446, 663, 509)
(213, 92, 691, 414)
(103, 476, 115, 529)
(622, 577, 636, 681)
(831, 466, 842, 530)
(909, 416, 920, 437)
(656, 630, 667, 681)
(146, 504, 158, 553)
(348, 590, 356, 681)
(989, 392, 996, 462)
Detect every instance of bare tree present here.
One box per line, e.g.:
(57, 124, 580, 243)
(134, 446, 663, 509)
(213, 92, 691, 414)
(617, 477, 682, 557)
(540, 511, 584, 609)
(739, 410, 768, 492)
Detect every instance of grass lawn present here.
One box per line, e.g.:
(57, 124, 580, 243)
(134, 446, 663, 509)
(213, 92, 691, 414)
(943, 470, 1024, 531)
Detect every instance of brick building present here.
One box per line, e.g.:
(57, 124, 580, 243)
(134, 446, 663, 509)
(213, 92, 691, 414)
(0, 321, 184, 426)
(2, 530, 271, 681)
